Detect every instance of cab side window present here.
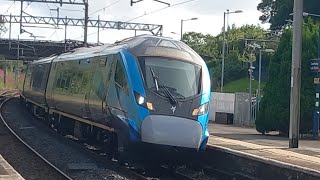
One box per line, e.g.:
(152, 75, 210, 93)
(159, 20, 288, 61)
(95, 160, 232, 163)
(114, 54, 128, 94)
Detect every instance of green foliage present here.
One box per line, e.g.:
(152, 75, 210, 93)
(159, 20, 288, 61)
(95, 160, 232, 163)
(256, 20, 319, 134)
(212, 49, 248, 84)
(258, 0, 320, 30)
(182, 32, 218, 60)
(224, 77, 265, 93)
(183, 25, 275, 91)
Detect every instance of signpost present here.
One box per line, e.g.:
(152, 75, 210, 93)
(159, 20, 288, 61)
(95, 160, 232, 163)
(310, 58, 320, 140)
(310, 59, 320, 72)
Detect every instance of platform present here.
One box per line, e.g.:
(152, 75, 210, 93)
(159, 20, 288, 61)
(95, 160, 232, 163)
(0, 154, 24, 180)
(207, 123, 320, 175)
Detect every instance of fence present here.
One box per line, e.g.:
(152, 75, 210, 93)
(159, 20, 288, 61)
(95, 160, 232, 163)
(210, 92, 257, 127)
(0, 59, 26, 90)
(209, 92, 235, 122)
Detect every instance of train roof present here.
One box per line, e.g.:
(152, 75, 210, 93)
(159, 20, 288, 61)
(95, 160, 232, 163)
(31, 35, 205, 65)
(119, 35, 204, 64)
(29, 55, 58, 64)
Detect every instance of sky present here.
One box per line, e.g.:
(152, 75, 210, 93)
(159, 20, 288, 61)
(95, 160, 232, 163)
(0, 0, 270, 44)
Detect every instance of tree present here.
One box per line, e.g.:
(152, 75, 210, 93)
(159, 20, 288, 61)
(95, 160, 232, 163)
(258, 0, 320, 30)
(183, 25, 274, 91)
(256, 19, 318, 134)
(182, 32, 218, 60)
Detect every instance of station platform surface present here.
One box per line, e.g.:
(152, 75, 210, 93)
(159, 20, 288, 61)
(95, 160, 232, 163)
(0, 154, 24, 180)
(207, 123, 320, 173)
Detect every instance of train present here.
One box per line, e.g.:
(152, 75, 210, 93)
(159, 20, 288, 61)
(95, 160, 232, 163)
(20, 35, 211, 161)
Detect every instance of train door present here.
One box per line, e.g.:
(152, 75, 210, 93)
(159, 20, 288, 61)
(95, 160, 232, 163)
(45, 62, 59, 109)
(106, 53, 130, 115)
(87, 55, 109, 123)
(79, 58, 95, 120)
(104, 54, 117, 121)
(106, 53, 131, 149)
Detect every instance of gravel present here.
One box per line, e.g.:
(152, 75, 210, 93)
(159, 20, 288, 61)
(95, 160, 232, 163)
(2, 97, 132, 180)
(0, 99, 67, 180)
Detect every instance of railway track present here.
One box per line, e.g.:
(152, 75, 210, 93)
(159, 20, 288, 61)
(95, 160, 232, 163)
(1, 92, 226, 180)
(1, 93, 199, 180)
(0, 90, 72, 180)
(0, 92, 145, 180)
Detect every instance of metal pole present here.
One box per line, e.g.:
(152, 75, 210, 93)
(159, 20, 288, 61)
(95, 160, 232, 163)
(97, 15, 100, 44)
(17, 65, 20, 89)
(180, 19, 183, 41)
(9, 14, 12, 49)
(64, 16, 67, 51)
(57, 7, 60, 19)
(258, 50, 262, 112)
(221, 11, 226, 92)
(14, 66, 17, 88)
(20, 1, 23, 34)
(226, 9, 229, 53)
(84, 1, 89, 44)
(249, 61, 252, 124)
(4, 58, 6, 89)
(289, 0, 303, 148)
(17, 35, 20, 60)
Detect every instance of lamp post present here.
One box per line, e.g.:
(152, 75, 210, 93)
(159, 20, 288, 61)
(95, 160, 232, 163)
(257, 48, 275, 112)
(246, 43, 260, 124)
(221, 9, 243, 92)
(180, 17, 198, 41)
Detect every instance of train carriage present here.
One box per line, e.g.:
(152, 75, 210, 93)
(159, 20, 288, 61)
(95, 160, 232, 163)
(20, 35, 211, 160)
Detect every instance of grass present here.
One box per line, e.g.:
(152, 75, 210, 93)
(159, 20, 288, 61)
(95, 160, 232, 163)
(223, 77, 266, 94)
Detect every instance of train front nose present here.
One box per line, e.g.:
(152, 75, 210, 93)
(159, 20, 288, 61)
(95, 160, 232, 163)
(140, 115, 203, 149)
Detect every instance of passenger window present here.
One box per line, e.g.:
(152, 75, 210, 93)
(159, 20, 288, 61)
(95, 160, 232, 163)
(32, 65, 44, 89)
(114, 54, 128, 93)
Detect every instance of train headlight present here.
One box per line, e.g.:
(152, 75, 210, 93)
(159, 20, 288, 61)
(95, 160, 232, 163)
(146, 102, 154, 111)
(137, 96, 145, 105)
(192, 102, 209, 116)
(134, 91, 154, 111)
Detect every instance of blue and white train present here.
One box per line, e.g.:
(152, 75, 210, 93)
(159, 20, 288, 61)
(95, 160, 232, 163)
(20, 35, 211, 159)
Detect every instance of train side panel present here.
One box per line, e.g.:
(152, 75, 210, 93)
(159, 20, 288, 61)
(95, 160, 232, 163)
(46, 57, 95, 120)
(22, 61, 52, 109)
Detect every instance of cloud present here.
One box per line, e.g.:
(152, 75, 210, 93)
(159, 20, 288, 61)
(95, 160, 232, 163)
(0, 0, 269, 44)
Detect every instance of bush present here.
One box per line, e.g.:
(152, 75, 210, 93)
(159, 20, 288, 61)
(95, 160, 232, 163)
(256, 20, 319, 135)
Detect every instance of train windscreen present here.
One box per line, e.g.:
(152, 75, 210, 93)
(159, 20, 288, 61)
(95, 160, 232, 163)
(138, 57, 201, 99)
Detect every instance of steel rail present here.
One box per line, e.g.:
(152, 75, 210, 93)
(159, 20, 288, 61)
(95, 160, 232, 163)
(0, 92, 73, 180)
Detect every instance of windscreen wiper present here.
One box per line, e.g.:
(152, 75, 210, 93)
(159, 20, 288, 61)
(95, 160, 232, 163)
(150, 67, 159, 91)
(150, 67, 178, 105)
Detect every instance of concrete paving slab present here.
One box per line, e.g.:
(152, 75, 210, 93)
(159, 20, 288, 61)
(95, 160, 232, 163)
(0, 154, 24, 179)
(0, 164, 8, 175)
(208, 123, 320, 174)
